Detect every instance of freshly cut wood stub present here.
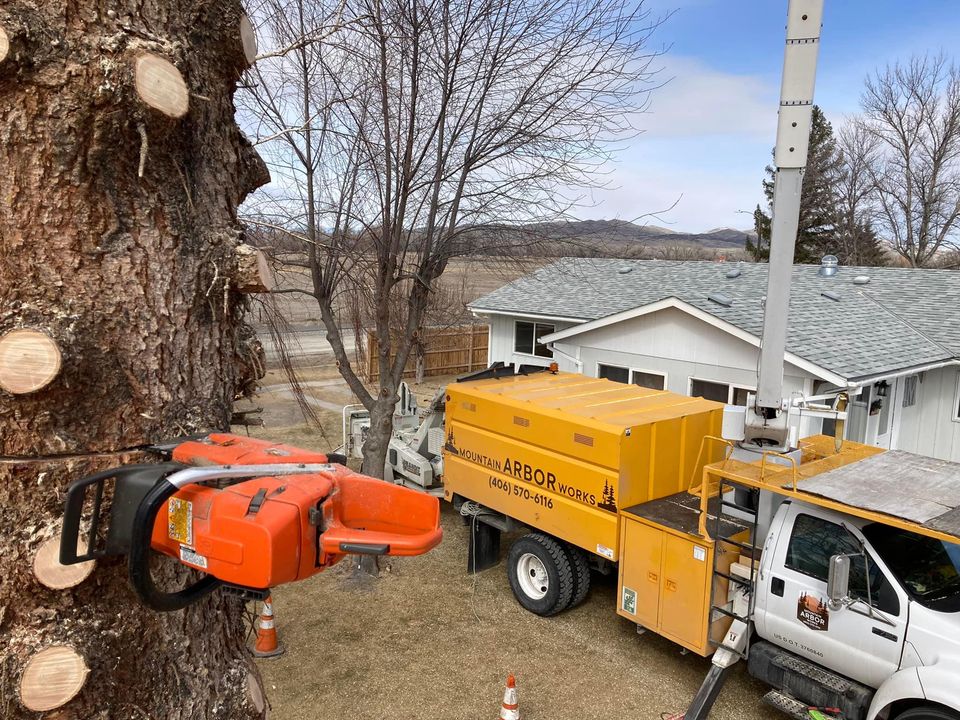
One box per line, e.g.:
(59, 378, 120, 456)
(246, 671, 265, 713)
(134, 54, 189, 118)
(0, 328, 62, 394)
(33, 535, 95, 590)
(0, 26, 9, 64)
(234, 244, 275, 293)
(239, 15, 257, 65)
(19, 645, 89, 712)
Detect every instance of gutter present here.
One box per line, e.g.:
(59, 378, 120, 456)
(546, 342, 583, 373)
(847, 358, 960, 389)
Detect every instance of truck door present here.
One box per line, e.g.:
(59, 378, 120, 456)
(756, 505, 908, 689)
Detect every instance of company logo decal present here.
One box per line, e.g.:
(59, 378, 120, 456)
(797, 592, 829, 631)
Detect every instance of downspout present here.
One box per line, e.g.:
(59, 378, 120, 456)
(546, 343, 582, 373)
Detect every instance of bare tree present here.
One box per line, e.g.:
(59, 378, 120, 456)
(860, 54, 960, 267)
(240, 0, 660, 475)
(833, 121, 888, 266)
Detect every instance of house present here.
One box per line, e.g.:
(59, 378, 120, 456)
(468, 257, 960, 462)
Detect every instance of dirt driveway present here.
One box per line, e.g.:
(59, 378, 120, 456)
(245, 369, 770, 720)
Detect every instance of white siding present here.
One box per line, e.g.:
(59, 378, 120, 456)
(484, 307, 823, 437)
(894, 366, 960, 461)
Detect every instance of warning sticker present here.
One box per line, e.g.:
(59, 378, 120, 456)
(168, 498, 193, 546)
(179, 545, 208, 569)
(622, 587, 637, 615)
(693, 546, 706, 562)
(597, 544, 615, 560)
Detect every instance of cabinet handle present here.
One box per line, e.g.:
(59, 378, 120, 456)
(665, 580, 677, 592)
(647, 572, 658, 583)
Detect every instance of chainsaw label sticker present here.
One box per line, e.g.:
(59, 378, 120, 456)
(168, 498, 193, 546)
(622, 586, 637, 615)
(179, 545, 208, 569)
(797, 592, 830, 631)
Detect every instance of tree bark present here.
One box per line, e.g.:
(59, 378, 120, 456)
(0, 1, 269, 718)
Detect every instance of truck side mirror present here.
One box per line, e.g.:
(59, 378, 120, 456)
(827, 554, 851, 608)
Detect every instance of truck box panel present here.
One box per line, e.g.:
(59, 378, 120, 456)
(444, 454, 619, 558)
(446, 420, 615, 507)
(616, 519, 663, 629)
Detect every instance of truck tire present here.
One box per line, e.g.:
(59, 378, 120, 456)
(564, 543, 591, 608)
(507, 533, 574, 616)
(895, 707, 960, 720)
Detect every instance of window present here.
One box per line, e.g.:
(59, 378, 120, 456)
(632, 370, 666, 391)
(902, 375, 918, 408)
(598, 363, 629, 383)
(514, 321, 554, 358)
(954, 371, 960, 422)
(689, 379, 753, 405)
(598, 365, 666, 389)
(786, 514, 900, 615)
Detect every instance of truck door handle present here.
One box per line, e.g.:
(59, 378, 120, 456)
(872, 627, 898, 642)
(771, 577, 784, 597)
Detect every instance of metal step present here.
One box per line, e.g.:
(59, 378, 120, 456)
(762, 690, 809, 720)
(774, 653, 854, 694)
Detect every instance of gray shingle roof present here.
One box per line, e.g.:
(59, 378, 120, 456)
(469, 258, 960, 381)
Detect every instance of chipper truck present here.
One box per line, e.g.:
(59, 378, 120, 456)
(342, 1, 960, 717)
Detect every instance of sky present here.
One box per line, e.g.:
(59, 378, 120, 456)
(581, 0, 960, 232)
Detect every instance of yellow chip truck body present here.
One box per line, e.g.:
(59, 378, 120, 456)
(443, 372, 725, 562)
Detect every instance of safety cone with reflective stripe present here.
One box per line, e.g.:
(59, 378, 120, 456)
(498, 674, 520, 720)
(252, 595, 284, 658)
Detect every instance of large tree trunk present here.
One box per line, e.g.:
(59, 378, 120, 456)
(0, 2, 269, 718)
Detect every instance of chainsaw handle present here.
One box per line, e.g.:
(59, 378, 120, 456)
(129, 478, 221, 612)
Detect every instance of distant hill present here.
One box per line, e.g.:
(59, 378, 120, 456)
(525, 219, 753, 249)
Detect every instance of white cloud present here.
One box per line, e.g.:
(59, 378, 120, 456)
(634, 55, 777, 139)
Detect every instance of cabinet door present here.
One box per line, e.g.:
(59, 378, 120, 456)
(660, 534, 709, 650)
(619, 520, 664, 629)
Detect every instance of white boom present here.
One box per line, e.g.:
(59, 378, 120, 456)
(743, 0, 826, 450)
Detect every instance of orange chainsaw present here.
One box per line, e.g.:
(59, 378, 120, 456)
(59, 433, 443, 611)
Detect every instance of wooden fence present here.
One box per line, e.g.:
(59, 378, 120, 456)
(366, 324, 488, 382)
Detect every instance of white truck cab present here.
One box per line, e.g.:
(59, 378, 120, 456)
(750, 500, 960, 719)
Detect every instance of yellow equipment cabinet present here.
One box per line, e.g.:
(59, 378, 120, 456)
(617, 493, 749, 656)
(442, 372, 725, 561)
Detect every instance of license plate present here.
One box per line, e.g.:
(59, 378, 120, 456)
(167, 498, 193, 546)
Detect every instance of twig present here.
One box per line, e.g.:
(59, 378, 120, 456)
(137, 123, 148, 179)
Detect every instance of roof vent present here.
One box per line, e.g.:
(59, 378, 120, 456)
(821, 290, 841, 302)
(707, 292, 733, 307)
(818, 255, 839, 277)
(617, 266, 633, 275)
(725, 267, 741, 279)
(853, 275, 870, 285)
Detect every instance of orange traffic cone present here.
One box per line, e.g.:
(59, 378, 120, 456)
(498, 674, 520, 720)
(252, 595, 284, 658)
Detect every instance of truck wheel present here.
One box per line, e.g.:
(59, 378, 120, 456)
(507, 533, 574, 616)
(895, 707, 960, 720)
(564, 543, 592, 608)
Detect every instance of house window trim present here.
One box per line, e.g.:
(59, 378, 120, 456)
(512, 319, 556, 359)
(953, 371, 960, 423)
(687, 376, 755, 405)
(595, 362, 667, 390)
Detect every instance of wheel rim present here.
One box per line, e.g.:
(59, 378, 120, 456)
(516, 552, 549, 600)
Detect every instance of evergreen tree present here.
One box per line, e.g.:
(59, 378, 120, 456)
(754, 106, 843, 264)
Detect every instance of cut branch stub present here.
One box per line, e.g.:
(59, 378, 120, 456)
(246, 671, 265, 713)
(0, 328, 62, 394)
(0, 25, 9, 64)
(234, 244, 275, 293)
(134, 54, 189, 118)
(239, 15, 257, 66)
(33, 534, 95, 590)
(19, 645, 90, 712)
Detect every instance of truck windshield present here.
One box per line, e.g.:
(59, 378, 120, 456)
(863, 523, 960, 613)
